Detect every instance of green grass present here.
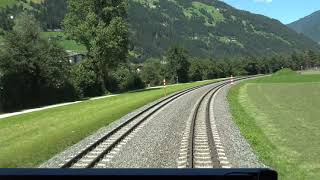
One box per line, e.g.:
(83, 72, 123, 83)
(0, 79, 220, 168)
(183, 1, 224, 27)
(1, 32, 86, 53)
(0, 0, 42, 8)
(40, 32, 87, 53)
(228, 73, 320, 179)
(0, 0, 17, 8)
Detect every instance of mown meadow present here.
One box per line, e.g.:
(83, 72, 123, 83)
(228, 69, 320, 179)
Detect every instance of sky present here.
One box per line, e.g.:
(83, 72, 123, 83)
(221, 0, 320, 24)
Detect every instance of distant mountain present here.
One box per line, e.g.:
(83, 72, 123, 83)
(128, 0, 320, 61)
(288, 11, 320, 44)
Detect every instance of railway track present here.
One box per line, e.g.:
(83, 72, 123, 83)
(59, 76, 257, 169)
(178, 76, 253, 168)
(59, 79, 233, 168)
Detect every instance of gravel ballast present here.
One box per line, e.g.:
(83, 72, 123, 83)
(212, 83, 265, 168)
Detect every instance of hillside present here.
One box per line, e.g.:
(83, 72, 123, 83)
(1, 0, 320, 61)
(129, 0, 320, 61)
(288, 10, 320, 44)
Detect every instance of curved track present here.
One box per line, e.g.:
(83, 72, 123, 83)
(60, 79, 230, 168)
(59, 76, 257, 169)
(178, 76, 254, 168)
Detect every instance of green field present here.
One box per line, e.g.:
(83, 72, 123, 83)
(0, 0, 17, 7)
(0, 79, 220, 168)
(228, 70, 320, 179)
(1, 32, 86, 53)
(40, 32, 86, 53)
(0, 0, 42, 8)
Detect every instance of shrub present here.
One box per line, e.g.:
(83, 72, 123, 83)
(111, 66, 145, 92)
(71, 60, 103, 98)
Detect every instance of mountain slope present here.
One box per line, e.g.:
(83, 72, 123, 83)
(288, 10, 320, 44)
(1, 0, 319, 61)
(129, 0, 320, 61)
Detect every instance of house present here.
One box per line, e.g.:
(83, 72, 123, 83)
(136, 64, 144, 73)
(67, 51, 86, 64)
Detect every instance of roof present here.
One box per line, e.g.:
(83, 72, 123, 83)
(66, 50, 86, 57)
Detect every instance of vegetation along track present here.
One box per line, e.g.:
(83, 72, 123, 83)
(59, 79, 228, 168)
(178, 76, 258, 168)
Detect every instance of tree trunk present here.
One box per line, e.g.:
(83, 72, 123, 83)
(98, 70, 107, 94)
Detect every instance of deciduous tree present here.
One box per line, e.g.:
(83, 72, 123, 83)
(63, 0, 129, 93)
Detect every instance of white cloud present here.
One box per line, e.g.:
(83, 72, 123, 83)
(254, 0, 273, 3)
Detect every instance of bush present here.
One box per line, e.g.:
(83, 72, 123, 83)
(71, 60, 103, 98)
(124, 72, 145, 91)
(111, 66, 145, 92)
(189, 60, 204, 81)
(141, 59, 163, 86)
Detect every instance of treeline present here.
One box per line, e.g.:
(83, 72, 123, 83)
(140, 46, 320, 87)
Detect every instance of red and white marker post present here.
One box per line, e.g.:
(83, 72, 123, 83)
(163, 78, 167, 96)
(230, 75, 234, 85)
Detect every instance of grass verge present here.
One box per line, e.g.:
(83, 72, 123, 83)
(0, 79, 219, 168)
(228, 73, 320, 179)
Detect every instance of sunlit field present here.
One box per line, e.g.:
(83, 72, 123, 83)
(228, 70, 320, 179)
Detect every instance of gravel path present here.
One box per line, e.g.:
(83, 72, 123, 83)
(212, 83, 265, 168)
(0, 95, 118, 120)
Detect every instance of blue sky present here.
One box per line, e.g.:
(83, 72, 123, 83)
(221, 0, 320, 24)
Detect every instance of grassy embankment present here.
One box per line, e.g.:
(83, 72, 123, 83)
(228, 69, 320, 179)
(40, 32, 86, 53)
(0, 79, 222, 168)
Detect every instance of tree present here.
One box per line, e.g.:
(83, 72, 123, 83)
(0, 14, 75, 111)
(31, 0, 68, 30)
(141, 59, 162, 86)
(63, 0, 129, 93)
(189, 59, 204, 81)
(166, 45, 190, 83)
(71, 59, 102, 98)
